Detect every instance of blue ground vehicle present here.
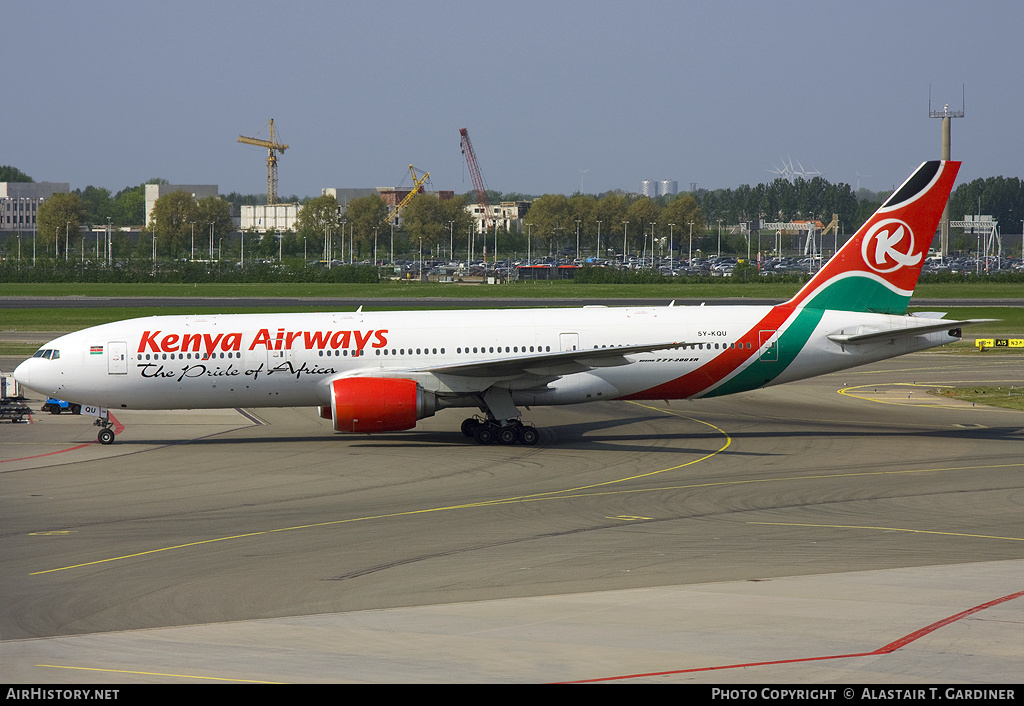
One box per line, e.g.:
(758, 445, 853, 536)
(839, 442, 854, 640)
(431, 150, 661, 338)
(42, 398, 81, 415)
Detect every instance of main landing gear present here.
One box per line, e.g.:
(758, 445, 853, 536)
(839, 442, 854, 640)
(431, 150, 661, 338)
(460, 387, 538, 446)
(461, 417, 539, 446)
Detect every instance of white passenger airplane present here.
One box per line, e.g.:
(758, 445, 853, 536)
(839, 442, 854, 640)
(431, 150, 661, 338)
(15, 160, 978, 446)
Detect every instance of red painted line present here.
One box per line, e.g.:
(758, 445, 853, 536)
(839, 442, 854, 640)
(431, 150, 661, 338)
(558, 588, 1024, 683)
(1, 413, 123, 464)
(876, 588, 1024, 653)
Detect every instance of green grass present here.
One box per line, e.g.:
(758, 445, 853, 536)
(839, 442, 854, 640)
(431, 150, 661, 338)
(907, 307, 1024, 337)
(928, 386, 1024, 411)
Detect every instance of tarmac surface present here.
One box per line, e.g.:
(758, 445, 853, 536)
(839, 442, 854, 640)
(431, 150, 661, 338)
(1, 351, 1022, 683)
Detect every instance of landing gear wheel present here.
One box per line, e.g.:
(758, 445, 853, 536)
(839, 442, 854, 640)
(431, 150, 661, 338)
(461, 418, 481, 437)
(497, 426, 518, 445)
(517, 426, 539, 445)
(97, 428, 115, 445)
(473, 424, 495, 445)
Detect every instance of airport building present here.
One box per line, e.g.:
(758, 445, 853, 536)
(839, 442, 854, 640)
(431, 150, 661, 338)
(0, 182, 70, 232)
(322, 187, 381, 208)
(467, 201, 531, 234)
(240, 203, 299, 232)
(144, 184, 219, 227)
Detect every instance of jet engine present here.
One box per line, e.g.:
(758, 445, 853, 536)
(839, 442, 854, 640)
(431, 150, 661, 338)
(323, 377, 436, 433)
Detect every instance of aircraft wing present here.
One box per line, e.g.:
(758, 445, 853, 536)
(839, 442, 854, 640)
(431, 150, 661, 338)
(827, 319, 994, 345)
(420, 341, 688, 379)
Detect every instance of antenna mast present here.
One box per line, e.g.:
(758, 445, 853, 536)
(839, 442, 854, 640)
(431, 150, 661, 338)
(929, 85, 965, 259)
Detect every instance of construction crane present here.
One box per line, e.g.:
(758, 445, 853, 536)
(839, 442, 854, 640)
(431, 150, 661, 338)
(459, 128, 490, 228)
(238, 119, 289, 205)
(388, 165, 431, 225)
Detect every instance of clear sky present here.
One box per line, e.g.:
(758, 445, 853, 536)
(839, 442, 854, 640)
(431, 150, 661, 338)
(5, 0, 1021, 199)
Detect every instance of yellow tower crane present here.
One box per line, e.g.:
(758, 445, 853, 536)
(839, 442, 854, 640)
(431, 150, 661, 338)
(388, 165, 431, 224)
(238, 119, 289, 205)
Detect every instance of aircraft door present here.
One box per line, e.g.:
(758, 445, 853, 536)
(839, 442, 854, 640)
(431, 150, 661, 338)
(759, 330, 778, 362)
(266, 346, 295, 371)
(108, 341, 128, 375)
(559, 333, 579, 351)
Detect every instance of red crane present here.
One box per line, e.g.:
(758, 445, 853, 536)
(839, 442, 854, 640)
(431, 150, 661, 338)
(459, 128, 491, 229)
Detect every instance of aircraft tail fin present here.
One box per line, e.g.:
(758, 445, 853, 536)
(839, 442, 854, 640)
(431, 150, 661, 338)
(784, 160, 960, 315)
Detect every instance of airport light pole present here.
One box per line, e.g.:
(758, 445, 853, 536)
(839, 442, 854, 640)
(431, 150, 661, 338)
(622, 221, 628, 267)
(526, 223, 533, 266)
(688, 222, 694, 264)
(669, 223, 675, 271)
(650, 222, 656, 269)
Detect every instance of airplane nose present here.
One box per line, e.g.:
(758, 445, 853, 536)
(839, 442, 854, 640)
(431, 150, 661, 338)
(13, 359, 32, 389)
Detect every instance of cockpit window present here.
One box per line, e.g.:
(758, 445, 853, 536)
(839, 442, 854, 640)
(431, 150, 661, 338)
(32, 349, 59, 359)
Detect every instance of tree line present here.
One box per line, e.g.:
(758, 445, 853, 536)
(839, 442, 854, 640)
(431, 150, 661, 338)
(5, 165, 1024, 266)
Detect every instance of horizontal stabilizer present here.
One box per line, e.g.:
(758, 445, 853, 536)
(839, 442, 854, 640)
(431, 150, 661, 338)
(827, 319, 994, 344)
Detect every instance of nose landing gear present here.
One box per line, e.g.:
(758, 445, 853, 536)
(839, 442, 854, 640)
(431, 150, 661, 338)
(92, 412, 116, 445)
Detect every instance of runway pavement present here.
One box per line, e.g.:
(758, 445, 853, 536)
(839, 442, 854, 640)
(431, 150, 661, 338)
(1, 352, 1022, 683)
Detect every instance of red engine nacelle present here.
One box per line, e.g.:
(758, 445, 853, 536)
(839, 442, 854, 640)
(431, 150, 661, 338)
(323, 377, 436, 433)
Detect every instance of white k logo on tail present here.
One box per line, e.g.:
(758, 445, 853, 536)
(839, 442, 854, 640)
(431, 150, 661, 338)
(861, 219, 921, 273)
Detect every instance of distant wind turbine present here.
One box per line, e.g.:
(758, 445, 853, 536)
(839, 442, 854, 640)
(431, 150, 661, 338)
(769, 156, 822, 183)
